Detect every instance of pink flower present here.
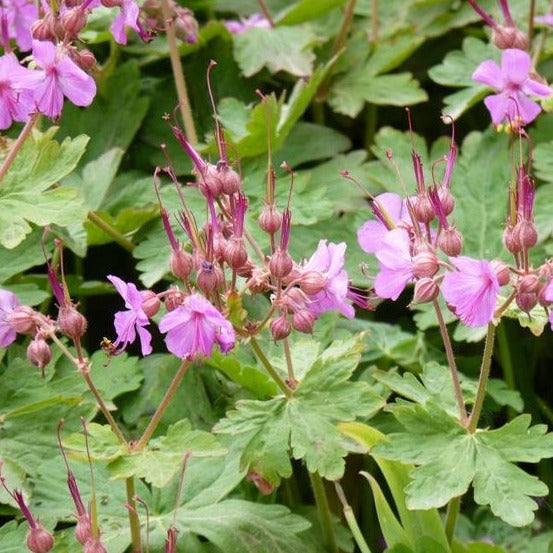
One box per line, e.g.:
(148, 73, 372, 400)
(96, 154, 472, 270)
(357, 192, 410, 254)
(441, 257, 500, 327)
(0, 289, 20, 347)
(224, 13, 271, 34)
(302, 240, 354, 318)
(2, 0, 38, 51)
(374, 229, 414, 300)
(110, 0, 141, 45)
(31, 40, 96, 119)
(159, 293, 235, 359)
(107, 275, 152, 356)
(472, 48, 551, 126)
(0, 53, 36, 129)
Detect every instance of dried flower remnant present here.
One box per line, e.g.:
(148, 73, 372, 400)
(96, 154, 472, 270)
(472, 48, 551, 128)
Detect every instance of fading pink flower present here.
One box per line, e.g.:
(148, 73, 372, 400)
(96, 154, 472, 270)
(472, 48, 551, 126)
(110, 0, 143, 44)
(224, 13, 270, 34)
(107, 275, 152, 356)
(159, 293, 235, 359)
(0, 289, 20, 347)
(357, 192, 410, 254)
(374, 228, 414, 300)
(302, 240, 354, 318)
(441, 257, 500, 327)
(31, 40, 96, 119)
(0, 53, 36, 129)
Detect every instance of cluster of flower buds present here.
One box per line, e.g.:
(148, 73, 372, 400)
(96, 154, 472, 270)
(142, 0, 198, 43)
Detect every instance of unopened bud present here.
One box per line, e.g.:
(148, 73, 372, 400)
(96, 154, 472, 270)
(518, 273, 539, 293)
(292, 309, 315, 333)
(30, 16, 55, 40)
(258, 204, 282, 234)
(27, 338, 52, 372)
(174, 6, 199, 43)
(219, 165, 241, 195)
(299, 271, 326, 295)
(411, 277, 439, 305)
(269, 249, 293, 279)
(493, 25, 529, 50)
(438, 227, 463, 256)
(224, 237, 248, 269)
(27, 526, 54, 553)
(213, 232, 227, 262)
(141, 291, 160, 318)
(413, 193, 435, 224)
(57, 305, 87, 341)
(164, 288, 186, 311)
(77, 49, 96, 71)
(83, 538, 107, 553)
(438, 187, 455, 216)
(247, 471, 274, 495)
(516, 291, 537, 313)
(490, 259, 510, 286)
(75, 514, 92, 545)
(8, 305, 37, 334)
(412, 251, 439, 278)
(513, 220, 538, 249)
(270, 314, 291, 340)
(170, 248, 193, 280)
(197, 261, 223, 294)
(503, 224, 520, 254)
(202, 164, 224, 198)
(60, 8, 87, 37)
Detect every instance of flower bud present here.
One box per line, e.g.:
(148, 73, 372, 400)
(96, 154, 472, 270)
(411, 277, 439, 305)
(8, 305, 37, 335)
(516, 291, 537, 313)
(58, 305, 87, 340)
(438, 227, 463, 257)
(60, 7, 87, 37)
(270, 314, 291, 340)
(258, 204, 282, 234)
(141, 291, 160, 318)
(218, 164, 241, 195)
(174, 6, 199, 43)
(247, 471, 274, 495)
(292, 309, 315, 333)
(27, 338, 52, 372)
(101, 0, 122, 7)
(413, 193, 435, 224)
(224, 237, 248, 269)
(412, 251, 439, 279)
(164, 288, 186, 311)
(202, 164, 224, 198)
(170, 248, 193, 281)
(83, 538, 107, 553)
(438, 187, 455, 216)
(27, 526, 54, 553)
(503, 224, 520, 254)
(31, 16, 56, 41)
(493, 25, 529, 50)
(269, 249, 293, 279)
(65, 0, 84, 7)
(213, 232, 227, 263)
(490, 259, 510, 286)
(75, 514, 92, 545)
(518, 273, 539, 293)
(77, 49, 97, 71)
(197, 261, 223, 294)
(513, 220, 538, 249)
(299, 271, 326, 295)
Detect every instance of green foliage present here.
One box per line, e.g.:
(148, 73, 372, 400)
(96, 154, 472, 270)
(215, 336, 384, 484)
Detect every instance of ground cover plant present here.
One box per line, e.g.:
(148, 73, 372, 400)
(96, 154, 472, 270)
(4, 0, 553, 552)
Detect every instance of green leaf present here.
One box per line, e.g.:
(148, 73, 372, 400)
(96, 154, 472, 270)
(233, 26, 317, 77)
(276, 0, 346, 25)
(0, 521, 32, 553)
(215, 336, 384, 483)
(108, 420, 226, 487)
(0, 129, 88, 248)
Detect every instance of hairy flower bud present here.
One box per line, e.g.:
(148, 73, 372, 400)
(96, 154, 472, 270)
(516, 291, 537, 313)
(27, 338, 52, 372)
(411, 277, 439, 305)
(75, 514, 92, 545)
(292, 309, 315, 334)
(247, 471, 274, 495)
(299, 271, 326, 295)
(412, 251, 439, 279)
(8, 305, 37, 335)
(170, 248, 193, 281)
(197, 261, 223, 294)
(77, 49, 97, 71)
(490, 259, 510, 286)
(27, 526, 54, 553)
(141, 291, 160, 318)
(218, 163, 241, 195)
(438, 187, 455, 216)
(493, 25, 529, 50)
(258, 204, 282, 234)
(60, 8, 87, 38)
(519, 273, 539, 293)
(513, 220, 538, 250)
(174, 6, 199, 43)
(202, 164, 224, 198)
(224, 237, 248, 269)
(31, 16, 56, 41)
(413, 193, 435, 224)
(270, 314, 291, 340)
(83, 538, 107, 553)
(503, 224, 520, 254)
(438, 227, 463, 256)
(269, 250, 293, 279)
(57, 306, 87, 341)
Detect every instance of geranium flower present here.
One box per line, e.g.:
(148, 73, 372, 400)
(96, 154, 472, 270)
(0, 53, 36, 129)
(357, 192, 410, 254)
(2, 0, 38, 51)
(0, 289, 20, 347)
(472, 48, 551, 126)
(159, 293, 235, 359)
(374, 228, 414, 300)
(110, 0, 141, 45)
(31, 40, 96, 119)
(107, 275, 152, 356)
(302, 240, 354, 319)
(224, 13, 270, 34)
(441, 257, 500, 327)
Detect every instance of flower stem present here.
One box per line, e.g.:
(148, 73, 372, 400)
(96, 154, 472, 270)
(309, 472, 338, 553)
(87, 212, 135, 252)
(282, 337, 297, 388)
(135, 359, 190, 450)
(126, 478, 143, 553)
(370, 0, 378, 42)
(529, 0, 537, 43)
(334, 482, 373, 553)
(444, 495, 461, 544)
(432, 299, 468, 424)
(496, 322, 516, 420)
(468, 323, 496, 433)
(256, 0, 274, 26)
(0, 113, 39, 185)
(249, 336, 293, 398)
(161, 0, 197, 144)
